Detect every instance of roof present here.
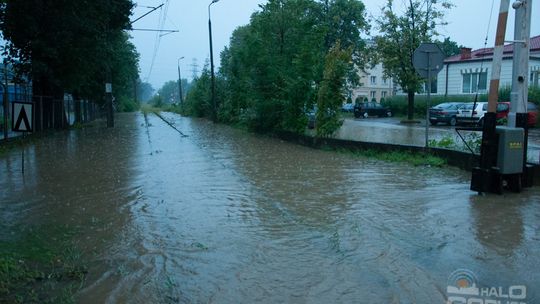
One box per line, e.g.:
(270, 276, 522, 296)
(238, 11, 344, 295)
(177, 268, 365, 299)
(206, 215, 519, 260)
(445, 35, 540, 63)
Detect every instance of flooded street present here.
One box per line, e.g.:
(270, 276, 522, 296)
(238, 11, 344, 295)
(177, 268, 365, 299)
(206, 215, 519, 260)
(1, 112, 540, 303)
(338, 118, 540, 164)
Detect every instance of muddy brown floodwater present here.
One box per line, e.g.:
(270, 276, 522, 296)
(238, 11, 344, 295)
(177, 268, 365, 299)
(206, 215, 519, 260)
(1, 112, 540, 303)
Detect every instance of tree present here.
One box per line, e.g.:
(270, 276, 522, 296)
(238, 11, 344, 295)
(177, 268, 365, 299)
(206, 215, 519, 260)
(375, 0, 452, 120)
(0, 0, 137, 105)
(316, 43, 351, 137)
(213, 0, 369, 134)
(137, 81, 154, 103)
(437, 37, 463, 57)
(158, 80, 180, 104)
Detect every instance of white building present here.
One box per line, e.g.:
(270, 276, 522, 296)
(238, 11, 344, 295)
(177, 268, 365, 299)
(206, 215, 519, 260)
(435, 35, 540, 96)
(351, 63, 395, 103)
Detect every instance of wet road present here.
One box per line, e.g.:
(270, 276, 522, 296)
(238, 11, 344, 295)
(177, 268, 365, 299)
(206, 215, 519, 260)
(338, 117, 540, 164)
(1, 112, 540, 303)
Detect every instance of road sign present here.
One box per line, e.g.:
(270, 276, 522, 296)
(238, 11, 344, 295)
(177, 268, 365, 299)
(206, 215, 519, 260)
(11, 102, 33, 132)
(413, 43, 445, 79)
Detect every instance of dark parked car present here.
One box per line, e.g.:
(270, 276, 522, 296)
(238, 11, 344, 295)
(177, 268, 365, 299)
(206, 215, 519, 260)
(429, 102, 464, 126)
(353, 102, 392, 118)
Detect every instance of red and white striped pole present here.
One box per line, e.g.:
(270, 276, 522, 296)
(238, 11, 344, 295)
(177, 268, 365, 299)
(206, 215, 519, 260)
(471, 0, 511, 194)
(487, 0, 510, 113)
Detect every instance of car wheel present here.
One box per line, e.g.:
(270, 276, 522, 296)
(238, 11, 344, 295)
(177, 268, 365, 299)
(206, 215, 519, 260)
(363, 112, 368, 118)
(449, 117, 457, 126)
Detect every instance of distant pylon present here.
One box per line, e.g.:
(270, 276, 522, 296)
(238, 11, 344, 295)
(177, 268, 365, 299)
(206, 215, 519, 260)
(190, 58, 199, 79)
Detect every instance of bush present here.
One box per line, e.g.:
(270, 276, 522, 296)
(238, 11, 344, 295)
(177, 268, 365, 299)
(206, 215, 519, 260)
(117, 97, 139, 112)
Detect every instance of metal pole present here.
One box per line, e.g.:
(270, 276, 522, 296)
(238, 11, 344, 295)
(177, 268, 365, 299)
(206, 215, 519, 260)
(3, 63, 8, 140)
(425, 53, 431, 148)
(510, 0, 532, 186)
(208, 0, 219, 123)
(106, 76, 113, 128)
(509, 0, 531, 126)
(178, 57, 184, 105)
(21, 132, 25, 174)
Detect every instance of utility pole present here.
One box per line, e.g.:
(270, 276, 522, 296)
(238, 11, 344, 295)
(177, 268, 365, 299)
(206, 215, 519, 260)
(509, 0, 532, 186)
(208, 0, 220, 123)
(509, 0, 532, 126)
(106, 74, 113, 128)
(3, 62, 8, 140)
(178, 57, 184, 105)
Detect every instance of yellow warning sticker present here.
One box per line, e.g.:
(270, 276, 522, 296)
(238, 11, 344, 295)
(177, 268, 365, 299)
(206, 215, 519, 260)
(509, 142, 523, 149)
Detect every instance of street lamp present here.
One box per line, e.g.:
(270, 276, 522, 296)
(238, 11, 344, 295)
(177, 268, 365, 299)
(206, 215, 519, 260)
(208, 0, 219, 122)
(177, 56, 184, 106)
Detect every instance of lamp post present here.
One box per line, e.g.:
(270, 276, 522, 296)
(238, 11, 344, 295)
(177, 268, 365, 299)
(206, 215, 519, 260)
(208, 0, 219, 122)
(177, 56, 184, 106)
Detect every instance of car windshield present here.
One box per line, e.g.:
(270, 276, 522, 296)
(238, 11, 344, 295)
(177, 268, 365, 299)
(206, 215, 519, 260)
(497, 103, 509, 111)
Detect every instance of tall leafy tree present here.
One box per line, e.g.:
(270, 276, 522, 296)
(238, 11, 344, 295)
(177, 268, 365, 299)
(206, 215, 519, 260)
(316, 42, 352, 137)
(437, 37, 463, 57)
(195, 0, 370, 135)
(0, 0, 137, 104)
(375, 0, 452, 120)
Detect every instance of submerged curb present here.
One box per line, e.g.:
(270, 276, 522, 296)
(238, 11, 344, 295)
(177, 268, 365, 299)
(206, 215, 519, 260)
(275, 131, 540, 185)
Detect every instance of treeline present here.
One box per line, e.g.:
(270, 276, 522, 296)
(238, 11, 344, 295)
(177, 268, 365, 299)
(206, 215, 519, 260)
(0, 0, 140, 113)
(183, 0, 370, 136)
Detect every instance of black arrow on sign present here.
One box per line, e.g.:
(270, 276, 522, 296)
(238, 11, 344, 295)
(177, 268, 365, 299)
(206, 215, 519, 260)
(14, 106, 31, 131)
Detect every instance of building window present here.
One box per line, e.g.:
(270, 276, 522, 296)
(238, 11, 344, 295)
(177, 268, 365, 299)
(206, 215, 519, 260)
(532, 71, 539, 87)
(381, 91, 387, 99)
(383, 77, 388, 85)
(370, 91, 376, 100)
(370, 76, 377, 85)
(462, 72, 487, 93)
(424, 78, 437, 94)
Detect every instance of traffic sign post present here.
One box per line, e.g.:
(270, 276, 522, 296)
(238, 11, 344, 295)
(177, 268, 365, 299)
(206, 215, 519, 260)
(413, 43, 445, 148)
(11, 101, 34, 174)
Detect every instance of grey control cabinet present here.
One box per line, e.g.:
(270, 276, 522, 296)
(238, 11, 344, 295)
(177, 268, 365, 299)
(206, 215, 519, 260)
(496, 126, 524, 174)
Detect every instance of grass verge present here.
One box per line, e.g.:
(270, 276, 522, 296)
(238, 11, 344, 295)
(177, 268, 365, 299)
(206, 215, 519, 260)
(331, 147, 446, 167)
(0, 225, 87, 304)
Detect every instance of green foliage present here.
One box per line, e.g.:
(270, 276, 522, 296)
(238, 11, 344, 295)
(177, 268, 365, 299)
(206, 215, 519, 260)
(0, 0, 138, 108)
(436, 37, 463, 57)
(184, 67, 212, 118)
(117, 96, 139, 112)
(184, 0, 369, 134)
(428, 133, 481, 153)
(150, 95, 164, 109)
(375, 0, 453, 120)
(528, 86, 540, 104)
(342, 148, 446, 167)
(316, 43, 351, 137)
(137, 81, 155, 103)
(0, 225, 86, 304)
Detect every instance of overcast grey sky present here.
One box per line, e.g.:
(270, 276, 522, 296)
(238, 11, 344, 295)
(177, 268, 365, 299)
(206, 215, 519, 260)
(130, 0, 539, 90)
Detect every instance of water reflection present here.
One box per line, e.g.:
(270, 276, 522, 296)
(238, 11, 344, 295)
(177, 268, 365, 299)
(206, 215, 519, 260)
(2, 112, 540, 303)
(470, 195, 524, 257)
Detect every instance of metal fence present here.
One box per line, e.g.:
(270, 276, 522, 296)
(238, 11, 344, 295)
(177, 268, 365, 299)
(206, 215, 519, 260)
(1, 94, 101, 141)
